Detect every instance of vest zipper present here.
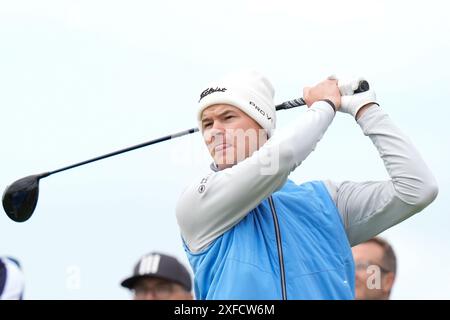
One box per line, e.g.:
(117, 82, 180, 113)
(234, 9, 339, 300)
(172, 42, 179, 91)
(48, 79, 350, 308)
(268, 195, 287, 300)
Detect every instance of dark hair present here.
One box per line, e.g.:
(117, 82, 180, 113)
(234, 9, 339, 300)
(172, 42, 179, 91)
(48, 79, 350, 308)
(366, 237, 397, 274)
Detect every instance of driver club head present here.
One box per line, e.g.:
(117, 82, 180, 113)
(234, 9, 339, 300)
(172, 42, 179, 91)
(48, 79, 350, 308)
(2, 173, 48, 222)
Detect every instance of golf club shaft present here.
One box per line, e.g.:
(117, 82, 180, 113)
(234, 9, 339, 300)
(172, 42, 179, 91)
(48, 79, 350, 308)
(47, 127, 199, 176)
(44, 98, 304, 177)
(44, 79, 369, 177)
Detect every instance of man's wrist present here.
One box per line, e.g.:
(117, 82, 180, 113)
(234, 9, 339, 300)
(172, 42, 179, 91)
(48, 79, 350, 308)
(319, 99, 336, 112)
(355, 102, 379, 120)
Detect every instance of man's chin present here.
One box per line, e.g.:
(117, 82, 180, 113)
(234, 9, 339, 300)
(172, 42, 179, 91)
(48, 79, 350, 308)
(215, 161, 236, 170)
(214, 155, 237, 170)
(213, 148, 252, 170)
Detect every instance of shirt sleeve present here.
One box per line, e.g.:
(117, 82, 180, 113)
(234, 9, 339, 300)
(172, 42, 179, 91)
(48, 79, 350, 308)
(176, 101, 335, 252)
(323, 106, 439, 246)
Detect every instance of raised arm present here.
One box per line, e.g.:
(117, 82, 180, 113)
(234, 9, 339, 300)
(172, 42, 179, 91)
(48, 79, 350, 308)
(325, 104, 438, 246)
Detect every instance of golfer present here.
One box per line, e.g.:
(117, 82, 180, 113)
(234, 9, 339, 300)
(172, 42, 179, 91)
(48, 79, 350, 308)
(176, 70, 438, 299)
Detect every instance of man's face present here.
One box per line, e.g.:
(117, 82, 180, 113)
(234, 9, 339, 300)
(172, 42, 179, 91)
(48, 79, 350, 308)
(352, 242, 395, 300)
(201, 104, 267, 170)
(132, 277, 192, 300)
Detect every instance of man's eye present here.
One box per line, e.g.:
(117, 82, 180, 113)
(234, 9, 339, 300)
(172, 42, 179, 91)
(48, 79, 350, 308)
(203, 122, 212, 129)
(224, 115, 234, 120)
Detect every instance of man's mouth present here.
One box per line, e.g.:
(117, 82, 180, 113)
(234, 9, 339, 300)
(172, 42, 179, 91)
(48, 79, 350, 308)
(214, 143, 232, 153)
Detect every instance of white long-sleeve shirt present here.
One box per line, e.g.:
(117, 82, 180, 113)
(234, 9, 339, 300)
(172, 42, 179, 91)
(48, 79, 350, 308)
(176, 101, 438, 252)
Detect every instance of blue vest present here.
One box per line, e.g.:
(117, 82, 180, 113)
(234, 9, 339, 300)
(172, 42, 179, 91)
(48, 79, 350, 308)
(184, 180, 355, 299)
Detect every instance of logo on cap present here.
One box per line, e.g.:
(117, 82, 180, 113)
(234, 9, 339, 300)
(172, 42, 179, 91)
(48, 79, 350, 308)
(138, 254, 161, 275)
(199, 87, 227, 102)
(250, 101, 273, 122)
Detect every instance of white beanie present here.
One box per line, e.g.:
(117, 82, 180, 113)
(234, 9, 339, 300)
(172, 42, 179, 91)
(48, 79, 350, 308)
(197, 70, 276, 137)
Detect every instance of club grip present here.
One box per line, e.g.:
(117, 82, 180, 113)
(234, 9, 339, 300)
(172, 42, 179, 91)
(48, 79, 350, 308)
(354, 80, 370, 93)
(276, 80, 370, 111)
(275, 98, 306, 111)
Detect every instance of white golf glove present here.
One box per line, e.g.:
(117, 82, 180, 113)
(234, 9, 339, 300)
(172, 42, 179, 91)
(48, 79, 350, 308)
(328, 75, 379, 118)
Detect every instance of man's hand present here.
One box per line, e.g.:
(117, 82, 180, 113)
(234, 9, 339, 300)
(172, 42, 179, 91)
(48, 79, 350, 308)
(303, 79, 341, 111)
(341, 90, 379, 119)
(330, 75, 379, 119)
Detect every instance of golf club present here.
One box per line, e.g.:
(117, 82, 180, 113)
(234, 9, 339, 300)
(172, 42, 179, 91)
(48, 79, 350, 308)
(2, 80, 369, 222)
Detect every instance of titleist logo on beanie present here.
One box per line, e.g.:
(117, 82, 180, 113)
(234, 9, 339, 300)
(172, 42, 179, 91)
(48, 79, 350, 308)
(197, 70, 276, 137)
(199, 87, 227, 102)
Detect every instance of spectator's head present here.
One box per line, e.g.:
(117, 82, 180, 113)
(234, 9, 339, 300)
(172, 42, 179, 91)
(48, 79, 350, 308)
(197, 70, 276, 170)
(352, 237, 397, 300)
(121, 252, 193, 300)
(0, 257, 25, 300)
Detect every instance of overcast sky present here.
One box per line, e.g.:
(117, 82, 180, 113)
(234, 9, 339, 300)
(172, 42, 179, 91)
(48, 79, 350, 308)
(1, 0, 449, 299)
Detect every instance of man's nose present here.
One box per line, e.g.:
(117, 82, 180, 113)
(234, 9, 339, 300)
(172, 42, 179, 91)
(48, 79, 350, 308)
(207, 122, 226, 143)
(211, 119, 226, 133)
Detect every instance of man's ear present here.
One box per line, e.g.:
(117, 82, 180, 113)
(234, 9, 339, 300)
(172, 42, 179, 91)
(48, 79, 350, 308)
(382, 272, 395, 296)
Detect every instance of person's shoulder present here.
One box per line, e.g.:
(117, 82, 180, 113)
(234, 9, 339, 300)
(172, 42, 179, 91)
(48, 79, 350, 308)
(290, 179, 326, 188)
(273, 179, 319, 193)
(283, 179, 336, 195)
